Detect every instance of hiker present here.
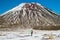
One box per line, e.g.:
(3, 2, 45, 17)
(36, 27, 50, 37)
(29, 28, 33, 36)
(31, 29, 33, 36)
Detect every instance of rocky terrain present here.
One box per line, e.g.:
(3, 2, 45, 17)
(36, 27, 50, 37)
(0, 2, 60, 30)
(0, 30, 60, 40)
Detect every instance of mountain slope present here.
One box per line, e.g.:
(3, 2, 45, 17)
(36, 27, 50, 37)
(0, 2, 60, 30)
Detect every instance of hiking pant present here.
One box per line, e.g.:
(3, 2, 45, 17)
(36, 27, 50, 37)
(31, 31, 33, 36)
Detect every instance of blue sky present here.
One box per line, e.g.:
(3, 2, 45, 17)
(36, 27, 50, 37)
(0, 0, 60, 14)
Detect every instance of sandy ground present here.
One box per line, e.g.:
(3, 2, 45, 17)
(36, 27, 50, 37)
(0, 30, 60, 40)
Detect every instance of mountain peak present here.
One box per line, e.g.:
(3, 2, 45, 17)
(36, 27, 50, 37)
(1, 2, 44, 16)
(0, 2, 60, 30)
(24, 2, 43, 8)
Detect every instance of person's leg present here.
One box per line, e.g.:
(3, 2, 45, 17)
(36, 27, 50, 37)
(31, 31, 33, 36)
